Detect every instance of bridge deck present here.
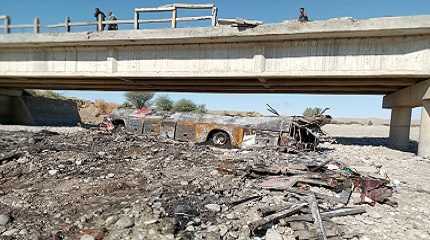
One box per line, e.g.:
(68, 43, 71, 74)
(1, 15, 430, 93)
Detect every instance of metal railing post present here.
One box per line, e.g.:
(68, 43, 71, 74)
(211, 7, 218, 27)
(171, 7, 177, 28)
(65, 17, 71, 32)
(33, 17, 40, 33)
(4, 16, 10, 34)
(97, 14, 103, 32)
(134, 10, 140, 30)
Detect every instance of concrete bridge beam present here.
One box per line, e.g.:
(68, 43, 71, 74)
(419, 100, 430, 158)
(388, 107, 412, 150)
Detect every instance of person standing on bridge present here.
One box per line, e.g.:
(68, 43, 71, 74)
(94, 8, 106, 31)
(108, 11, 118, 31)
(298, 8, 309, 22)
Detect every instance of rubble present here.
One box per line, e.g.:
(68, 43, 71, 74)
(0, 125, 428, 239)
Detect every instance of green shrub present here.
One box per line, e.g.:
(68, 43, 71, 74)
(303, 107, 323, 117)
(196, 104, 208, 113)
(173, 99, 197, 112)
(154, 95, 174, 112)
(125, 92, 154, 109)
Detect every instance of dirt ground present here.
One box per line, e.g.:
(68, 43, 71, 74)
(0, 124, 429, 240)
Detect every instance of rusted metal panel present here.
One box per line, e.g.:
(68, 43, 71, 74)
(175, 121, 196, 142)
(160, 120, 176, 139)
(194, 122, 217, 143)
(143, 118, 161, 135)
(194, 122, 244, 147)
(232, 127, 245, 145)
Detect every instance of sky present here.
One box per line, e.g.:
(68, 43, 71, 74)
(1, 0, 429, 118)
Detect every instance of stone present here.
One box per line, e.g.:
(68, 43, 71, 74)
(2, 228, 19, 236)
(48, 169, 59, 176)
(105, 215, 119, 226)
(205, 204, 221, 213)
(0, 214, 10, 225)
(265, 228, 283, 240)
(107, 173, 115, 178)
(219, 224, 229, 236)
(115, 216, 134, 229)
(185, 225, 195, 232)
(80, 234, 96, 240)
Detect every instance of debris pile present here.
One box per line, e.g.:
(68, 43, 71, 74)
(0, 129, 396, 239)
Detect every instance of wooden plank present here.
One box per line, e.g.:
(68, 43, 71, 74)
(8, 24, 33, 29)
(212, 7, 218, 26)
(34, 17, 40, 33)
(65, 17, 70, 32)
(134, 11, 139, 30)
(249, 202, 308, 232)
(172, 3, 214, 9)
(135, 7, 175, 12)
(139, 18, 172, 24)
(46, 23, 65, 28)
(102, 19, 134, 25)
(308, 194, 328, 240)
(69, 21, 97, 27)
(176, 16, 213, 22)
(97, 14, 103, 32)
(171, 7, 177, 28)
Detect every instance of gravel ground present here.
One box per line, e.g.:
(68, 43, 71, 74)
(0, 124, 429, 240)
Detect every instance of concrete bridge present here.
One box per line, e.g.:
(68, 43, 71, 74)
(0, 15, 429, 157)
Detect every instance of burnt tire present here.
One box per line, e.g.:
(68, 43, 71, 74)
(210, 131, 231, 147)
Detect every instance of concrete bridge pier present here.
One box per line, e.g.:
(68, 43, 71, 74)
(383, 79, 430, 157)
(418, 100, 430, 158)
(388, 107, 412, 151)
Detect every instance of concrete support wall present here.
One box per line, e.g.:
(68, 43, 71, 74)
(388, 107, 412, 150)
(418, 101, 430, 158)
(0, 95, 34, 125)
(0, 92, 80, 126)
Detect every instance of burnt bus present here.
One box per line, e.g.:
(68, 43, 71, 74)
(110, 110, 331, 151)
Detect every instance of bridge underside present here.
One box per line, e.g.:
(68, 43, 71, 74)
(0, 77, 424, 94)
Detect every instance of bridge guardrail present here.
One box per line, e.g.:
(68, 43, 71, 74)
(0, 3, 218, 34)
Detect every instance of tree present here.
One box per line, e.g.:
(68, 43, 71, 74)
(154, 95, 174, 112)
(124, 92, 154, 109)
(173, 99, 197, 112)
(303, 107, 323, 117)
(196, 104, 208, 113)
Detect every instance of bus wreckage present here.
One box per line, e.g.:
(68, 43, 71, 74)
(109, 108, 332, 151)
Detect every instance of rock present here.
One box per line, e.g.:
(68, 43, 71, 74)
(205, 204, 221, 213)
(152, 202, 162, 209)
(80, 234, 96, 240)
(265, 228, 283, 240)
(48, 169, 59, 176)
(206, 231, 221, 240)
(0, 214, 10, 225)
(237, 225, 251, 240)
(107, 173, 115, 178)
(115, 216, 134, 229)
(105, 215, 119, 226)
(219, 224, 229, 236)
(185, 225, 195, 232)
(2, 228, 19, 236)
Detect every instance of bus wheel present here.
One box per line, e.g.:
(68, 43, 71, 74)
(210, 131, 231, 147)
